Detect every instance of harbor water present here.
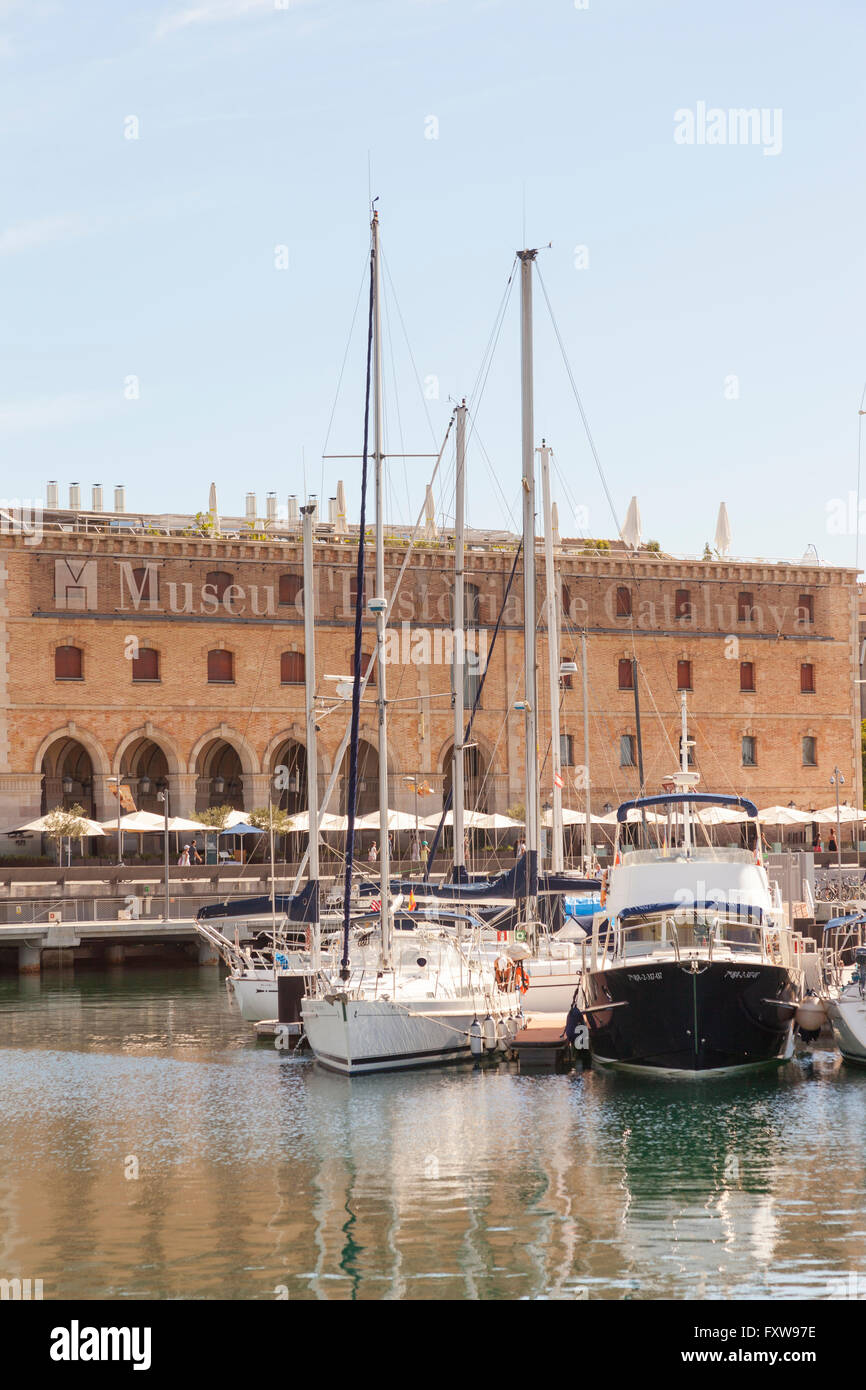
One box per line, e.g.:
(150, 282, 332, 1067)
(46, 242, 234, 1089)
(1, 968, 864, 1301)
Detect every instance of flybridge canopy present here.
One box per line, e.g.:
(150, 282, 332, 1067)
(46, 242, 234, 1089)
(616, 793, 758, 823)
(618, 901, 765, 922)
(823, 914, 866, 934)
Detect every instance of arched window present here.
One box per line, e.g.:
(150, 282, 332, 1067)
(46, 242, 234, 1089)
(132, 647, 159, 682)
(55, 645, 83, 680)
(206, 570, 233, 601)
(280, 651, 305, 684)
(207, 649, 234, 683)
(279, 573, 302, 607)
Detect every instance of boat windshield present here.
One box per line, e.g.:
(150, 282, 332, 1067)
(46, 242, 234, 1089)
(618, 910, 763, 955)
(619, 845, 756, 866)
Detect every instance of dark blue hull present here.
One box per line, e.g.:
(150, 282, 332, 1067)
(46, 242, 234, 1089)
(585, 958, 798, 1074)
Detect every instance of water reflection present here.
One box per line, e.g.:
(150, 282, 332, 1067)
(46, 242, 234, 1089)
(0, 972, 864, 1299)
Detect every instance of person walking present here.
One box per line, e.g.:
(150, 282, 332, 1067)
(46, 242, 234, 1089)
(367, 840, 378, 863)
(178, 844, 190, 866)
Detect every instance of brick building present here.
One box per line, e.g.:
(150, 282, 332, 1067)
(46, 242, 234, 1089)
(0, 500, 860, 851)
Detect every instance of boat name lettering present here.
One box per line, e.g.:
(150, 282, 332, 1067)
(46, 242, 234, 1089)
(627, 971, 663, 982)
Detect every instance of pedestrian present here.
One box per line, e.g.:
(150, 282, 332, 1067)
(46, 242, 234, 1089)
(178, 844, 190, 866)
(421, 839, 429, 875)
(829, 829, 838, 853)
(190, 843, 202, 864)
(367, 840, 378, 863)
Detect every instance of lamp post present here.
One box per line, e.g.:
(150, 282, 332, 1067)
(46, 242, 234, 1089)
(830, 768, 844, 902)
(156, 786, 170, 922)
(106, 775, 122, 865)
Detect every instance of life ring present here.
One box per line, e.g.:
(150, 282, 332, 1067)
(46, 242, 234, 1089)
(514, 962, 530, 994)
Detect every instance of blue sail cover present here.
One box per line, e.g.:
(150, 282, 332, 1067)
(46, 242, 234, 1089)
(196, 880, 319, 923)
(616, 793, 758, 823)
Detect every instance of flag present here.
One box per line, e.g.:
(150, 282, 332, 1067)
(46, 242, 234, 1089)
(553, 772, 563, 789)
(370, 898, 381, 913)
(407, 890, 416, 911)
(496, 930, 509, 942)
(108, 781, 137, 812)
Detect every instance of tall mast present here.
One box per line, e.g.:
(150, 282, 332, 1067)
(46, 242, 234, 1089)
(680, 690, 692, 856)
(580, 631, 592, 873)
(539, 439, 563, 871)
(371, 209, 392, 966)
(302, 501, 320, 971)
(518, 248, 539, 913)
(452, 401, 467, 881)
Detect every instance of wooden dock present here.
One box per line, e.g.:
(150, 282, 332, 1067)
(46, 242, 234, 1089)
(511, 1012, 576, 1067)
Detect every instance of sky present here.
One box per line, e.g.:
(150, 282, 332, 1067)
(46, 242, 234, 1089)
(1, 0, 865, 566)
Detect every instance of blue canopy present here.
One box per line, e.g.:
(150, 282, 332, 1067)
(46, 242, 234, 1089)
(616, 793, 758, 823)
(823, 913, 866, 934)
(223, 821, 263, 836)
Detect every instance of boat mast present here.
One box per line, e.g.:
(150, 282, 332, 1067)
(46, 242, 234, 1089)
(452, 399, 467, 883)
(539, 439, 563, 871)
(580, 631, 592, 873)
(302, 501, 321, 971)
(518, 248, 539, 916)
(680, 690, 692, 855)
(371, 209, 392, 967)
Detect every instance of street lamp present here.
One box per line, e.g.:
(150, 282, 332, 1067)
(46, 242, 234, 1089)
(156, 787, 170, 922)
(106, 775, 122, 865)
(830, 768, 845, 900)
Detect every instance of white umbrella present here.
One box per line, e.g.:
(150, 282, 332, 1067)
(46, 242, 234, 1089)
(619, 496, 642, 549)
(420, 809, 491, 829)
(692, 804, 748, 825)
(424, 484, 438, 541)
(98, 810, 167, 833)
(12, 813, 105, 836)
(208, 482, 220, 536)
(813, 805, 866, 824)
(476, 812, 525, 830)
(757, 805, 814, 826)
(597, 807, 664, 825)
(714, 502, 732, 557)
(288, 810, 348, 833)
(355, 809, 421, 831)
(335, 479, 348, 536)
(168, 815, 208, 832)
(540, 807, 603, 826)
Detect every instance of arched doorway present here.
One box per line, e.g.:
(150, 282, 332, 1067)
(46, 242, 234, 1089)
(270, 739, 308, 815)
(40, 738, 95, 817)
(339, 739, 379, 816)
(441, 742, 489, 814)
(119, 738, 169, 815)
(195, 739, 245, 811)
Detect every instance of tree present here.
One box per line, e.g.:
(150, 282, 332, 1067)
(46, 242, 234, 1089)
(191, 804, 236, 859)
(43, 804, 90, 864)
(248, 806, 295, 835)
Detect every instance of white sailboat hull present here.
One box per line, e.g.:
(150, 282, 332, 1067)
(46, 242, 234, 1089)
(302, 995, 502, 1075)
(230, 974, 277, 1021)
(522, 967, 582, 1013)
(826, 991, 866, 1064)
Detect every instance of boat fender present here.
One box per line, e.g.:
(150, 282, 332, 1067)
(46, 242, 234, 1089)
(469, 1019, 484, 1057)
(495, 1018, 509, 1052)
(482, 1015, 497, 1052)
(795, 994, 826, 1034)
(565, 1003, 586, 1045)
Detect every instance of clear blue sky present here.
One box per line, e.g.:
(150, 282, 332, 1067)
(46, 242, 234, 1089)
(2, 0, 864, 565)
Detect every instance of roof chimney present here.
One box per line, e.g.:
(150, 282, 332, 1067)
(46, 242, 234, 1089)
(114, 485, 126, 513)
(69, 483, 80, 510)
(91, 484, 103, 512)
(328, 497, 337, 525)
(46, 481, 59, 509)
(266, 491, 277, 522)
(287, 495, 299, 528)
(245, 492, 256, 521)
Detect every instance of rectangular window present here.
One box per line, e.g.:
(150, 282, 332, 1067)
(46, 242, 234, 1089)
(797, 594, 814, 624)
(742, 735, 757, 767)
(132, 647, 159, 682)
(675, 589, 691, 620)
(560, 733, 574, 767)
(207, 649, 234, 683)
(737, 591, 754, 623)
(800, 662, 815, 693)
(677, 659, 692, 690)
(802, 736, 817, 767)
(54, 645, 83, 680)
(740, 661, 755, 692)
(618, 658, 634, 690)
(620, 734, 636, 768)
(616, 586, 632, 618)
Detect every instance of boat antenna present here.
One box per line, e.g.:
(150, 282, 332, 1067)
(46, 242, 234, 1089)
(339, 219, 376, 980)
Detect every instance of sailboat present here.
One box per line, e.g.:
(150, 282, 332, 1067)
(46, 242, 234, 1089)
(301, 208, 521, 1074)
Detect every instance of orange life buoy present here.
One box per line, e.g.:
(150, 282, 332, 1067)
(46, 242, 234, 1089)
(514, 962, 530, 994)
(494, 958, 511, 990)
